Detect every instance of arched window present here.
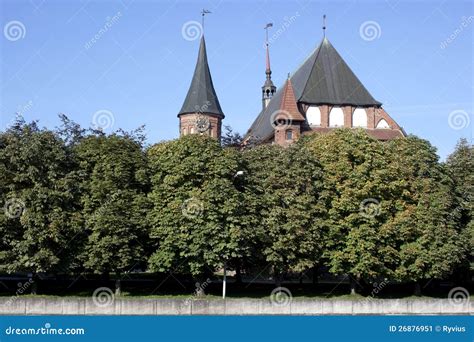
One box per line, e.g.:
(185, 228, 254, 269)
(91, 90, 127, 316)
(190, 126, 195, 134)
(329, 107, 344, 127)
(376, 119, 390, 129)
(306, 106, 321, 126)
(182, 127, 187, 136)
(352, 108, 367, 127)
(286, 129, 293, 140)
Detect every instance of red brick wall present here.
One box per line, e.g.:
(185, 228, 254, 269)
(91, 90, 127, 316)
(374, 108, 401, 130)
(343, 106, 354, 127)
(179, 113, 222, 140)
(366, 107, 376, 129)
(274, 123, 301, 147)
(320, 105, 331, 128)
(274, 105, 404, 145)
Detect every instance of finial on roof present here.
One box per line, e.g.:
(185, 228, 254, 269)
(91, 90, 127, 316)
(262, 23, 276, 110)
(264, 23, 273, 44)
(322, 14, 326, 38)
(264, 23, 273, 75)
(287, 72, 290, 79)
(201, 9, 211, 33)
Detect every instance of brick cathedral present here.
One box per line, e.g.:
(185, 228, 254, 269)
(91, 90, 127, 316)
(178, 30, 405, 146)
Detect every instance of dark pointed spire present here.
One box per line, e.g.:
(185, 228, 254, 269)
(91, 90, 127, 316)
(178, 36, 224, 117)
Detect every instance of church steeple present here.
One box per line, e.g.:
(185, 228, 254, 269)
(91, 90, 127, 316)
(178, 35, 224, 140)
(262, 23, 276, 110)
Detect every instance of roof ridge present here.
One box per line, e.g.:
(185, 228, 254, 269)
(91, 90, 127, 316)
(298, 38, 325, 103)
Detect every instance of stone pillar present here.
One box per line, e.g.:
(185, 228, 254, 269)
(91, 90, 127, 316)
(319, 105, 330, 128)
(366, 107, 376, 129)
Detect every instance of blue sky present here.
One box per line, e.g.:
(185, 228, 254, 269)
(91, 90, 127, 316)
(0, 0, 472, 159)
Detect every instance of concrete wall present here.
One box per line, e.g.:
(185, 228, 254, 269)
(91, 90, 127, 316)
(0, 298, 472, 315)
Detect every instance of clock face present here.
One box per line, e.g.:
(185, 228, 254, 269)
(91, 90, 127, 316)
(195, 115, 210, 133)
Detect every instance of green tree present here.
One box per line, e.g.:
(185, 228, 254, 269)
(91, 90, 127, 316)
(75, 132, 149, 295)
(147, 135, 249, 288)
(242, 142, 326, 285)
(0, 118, 82, 293)
(445, 138, 473, 275)
(304, 129, 400, 293)
(306, 130, 465, 294)
(221, 125, 243, 148)
(386, 136, 466, 293)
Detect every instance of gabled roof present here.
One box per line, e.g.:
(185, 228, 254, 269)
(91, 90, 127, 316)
(178, 36, 224, 117)
(246, 37, 381, 141)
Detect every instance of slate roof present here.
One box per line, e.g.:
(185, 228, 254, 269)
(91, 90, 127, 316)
(246, 37, 381, 141)
(178, 36, 224, 117)
(298, 38, 381, 106)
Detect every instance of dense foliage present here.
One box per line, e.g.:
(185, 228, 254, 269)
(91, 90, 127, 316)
(446, 138, 474, 272)
(75, 132, 150, 294)
(305, 130, 467, 292)
(0, 119, 81, 276)
(0, 118, 471, 294)
(147, 135, 250, 279)
(242, 143, 326, 283)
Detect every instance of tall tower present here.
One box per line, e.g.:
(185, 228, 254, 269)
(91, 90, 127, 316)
(178, 35, 224, 140)
(262, 23, 276, 110)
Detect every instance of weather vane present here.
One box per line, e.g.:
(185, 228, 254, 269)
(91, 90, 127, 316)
(264, 23, 273, 46)
(201, 9, 211, 31)
(322, 14, 326, 37)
